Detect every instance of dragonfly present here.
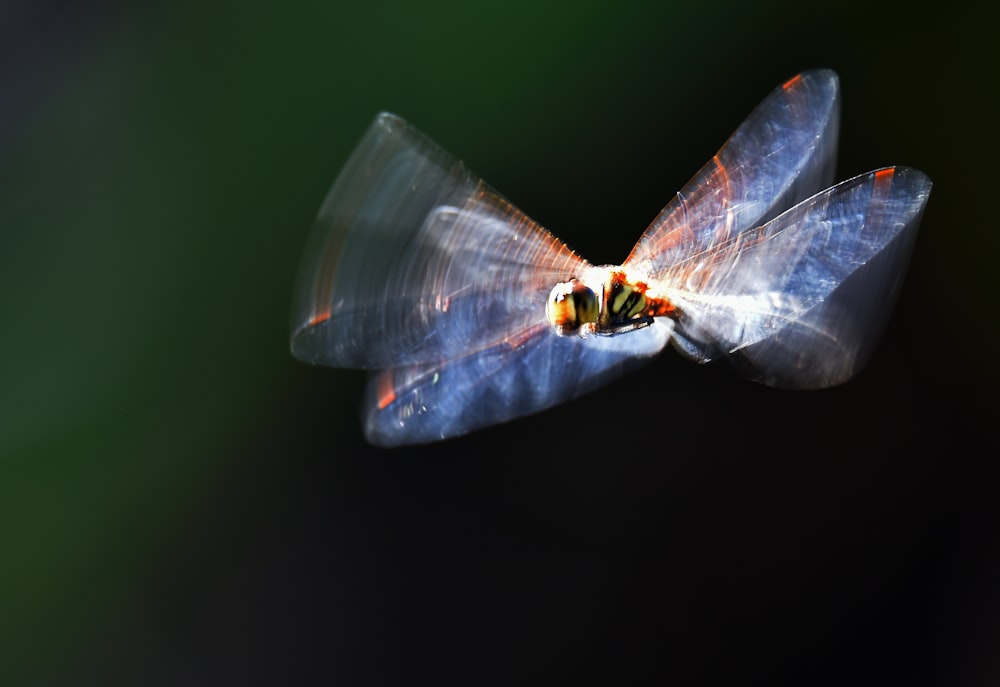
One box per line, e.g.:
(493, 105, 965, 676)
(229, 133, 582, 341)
(290, 69, 932, 447)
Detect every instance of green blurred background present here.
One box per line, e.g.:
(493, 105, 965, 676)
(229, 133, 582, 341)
(2, 1, 998, 684)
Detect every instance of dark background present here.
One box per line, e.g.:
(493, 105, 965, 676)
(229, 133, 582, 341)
(2, 1, 998, 685)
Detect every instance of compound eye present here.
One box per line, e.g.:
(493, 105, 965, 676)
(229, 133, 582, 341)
(546, 279, 599, 333)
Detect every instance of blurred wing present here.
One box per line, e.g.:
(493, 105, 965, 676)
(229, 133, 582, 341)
(625, 69, 840, 277)
(662, 166, 932, 388)
(290, 112, 588, 369)
(362, 320, 674, 447)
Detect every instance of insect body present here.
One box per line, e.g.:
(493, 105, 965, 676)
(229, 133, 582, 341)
(290, 70, 932, 446)
(545, 268, 679, 336)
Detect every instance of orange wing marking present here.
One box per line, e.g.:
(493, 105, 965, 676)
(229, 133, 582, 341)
(782, 73, 803, 91)
(376, 370, 397, 410)
(308, 309, 331, 327)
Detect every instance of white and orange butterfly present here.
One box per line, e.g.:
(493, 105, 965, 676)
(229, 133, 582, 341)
(290, 69, 931, 447)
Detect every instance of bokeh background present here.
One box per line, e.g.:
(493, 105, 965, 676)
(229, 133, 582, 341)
(2, 1, 998, 684)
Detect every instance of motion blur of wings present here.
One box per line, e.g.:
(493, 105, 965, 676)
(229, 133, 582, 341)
(289, 69, 932, 447)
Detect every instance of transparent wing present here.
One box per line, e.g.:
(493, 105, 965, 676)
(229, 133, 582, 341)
(625, 69, 840, 277)
(361, 320, 674, 447)
(661, 166, 932, 388)
(290, 112, 588, 369)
